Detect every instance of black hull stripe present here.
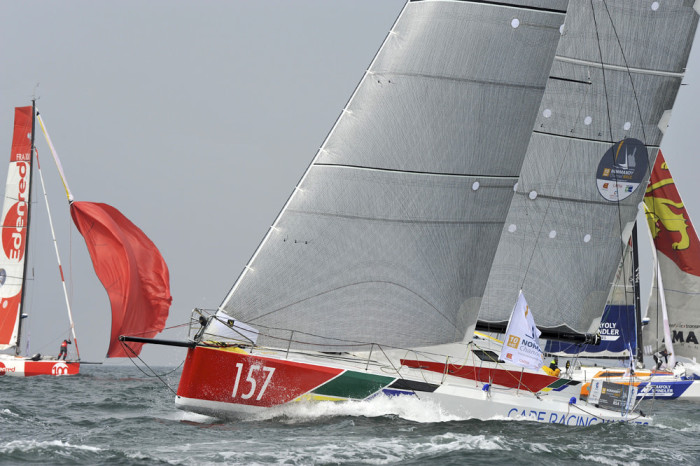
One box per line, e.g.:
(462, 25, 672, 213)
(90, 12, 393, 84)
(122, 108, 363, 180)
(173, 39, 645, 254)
(389, 379, 439, 393)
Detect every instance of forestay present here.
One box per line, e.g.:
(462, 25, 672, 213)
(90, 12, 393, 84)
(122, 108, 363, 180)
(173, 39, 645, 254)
(478, 1, 699, 336)
(214, 0, 568, 351)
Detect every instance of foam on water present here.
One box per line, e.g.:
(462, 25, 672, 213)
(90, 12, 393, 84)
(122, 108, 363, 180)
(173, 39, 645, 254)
(579, 454, 640, 466)
(0, 439, 103, 454)
(195, 431, 510, 465)
(0, 408, 19, 418)
(245, 394, 464, 424)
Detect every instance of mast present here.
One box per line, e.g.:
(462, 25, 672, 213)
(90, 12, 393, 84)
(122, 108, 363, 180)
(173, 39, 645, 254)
(14, 100, 36, 356)
(632, 222, 643, 365)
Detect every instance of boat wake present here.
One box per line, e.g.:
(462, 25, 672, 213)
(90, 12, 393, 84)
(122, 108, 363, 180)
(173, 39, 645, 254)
(252, 394, 466, 424)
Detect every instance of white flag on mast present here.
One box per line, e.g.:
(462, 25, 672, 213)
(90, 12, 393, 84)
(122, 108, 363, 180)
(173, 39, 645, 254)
(499, 291, 543, 370)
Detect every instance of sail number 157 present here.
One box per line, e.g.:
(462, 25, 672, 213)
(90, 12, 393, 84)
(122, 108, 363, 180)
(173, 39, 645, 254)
(231, 363, 275, 401)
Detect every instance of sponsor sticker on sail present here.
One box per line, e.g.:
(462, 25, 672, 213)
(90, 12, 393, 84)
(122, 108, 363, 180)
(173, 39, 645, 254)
(596, 138, 648, 202)
(499, 291, 543, 370)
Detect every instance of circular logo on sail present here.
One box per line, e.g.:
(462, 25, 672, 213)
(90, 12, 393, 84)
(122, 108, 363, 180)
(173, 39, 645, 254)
(596, 138, 648, 202)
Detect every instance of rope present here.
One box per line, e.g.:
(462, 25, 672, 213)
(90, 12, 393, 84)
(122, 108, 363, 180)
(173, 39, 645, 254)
(119, 340, 182, 396)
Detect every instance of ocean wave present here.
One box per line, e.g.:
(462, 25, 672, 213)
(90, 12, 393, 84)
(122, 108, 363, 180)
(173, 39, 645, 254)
(0, 439, 102, 454)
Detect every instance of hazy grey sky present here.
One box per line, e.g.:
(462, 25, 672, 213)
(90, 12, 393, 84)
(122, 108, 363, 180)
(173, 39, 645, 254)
(1, 1, 699, 366)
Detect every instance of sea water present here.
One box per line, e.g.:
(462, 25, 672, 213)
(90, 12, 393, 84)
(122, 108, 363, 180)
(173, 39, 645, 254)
(1, 365, 699, 465)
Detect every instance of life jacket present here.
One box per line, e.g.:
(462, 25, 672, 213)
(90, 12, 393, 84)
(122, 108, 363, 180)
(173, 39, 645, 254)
(61, 340, 68, 349)
(542, 366, 561, 377)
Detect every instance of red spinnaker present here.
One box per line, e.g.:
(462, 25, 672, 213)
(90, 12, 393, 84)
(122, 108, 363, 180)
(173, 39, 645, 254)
(70, 201, 172, 357)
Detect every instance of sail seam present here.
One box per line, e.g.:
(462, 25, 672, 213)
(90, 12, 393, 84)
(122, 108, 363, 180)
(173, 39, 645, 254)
(554, 56, 686, 78)
(408, 0, 566, 15)
(312, 163, 519, 180)
(287, 209, 505, 226)
(516, 191, 626, 208)
(370, 70, 548, 92)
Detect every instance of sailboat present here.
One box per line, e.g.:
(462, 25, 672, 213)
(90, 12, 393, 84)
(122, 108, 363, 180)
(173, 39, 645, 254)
(0, 103, 172, 376)
(167, 1, 698, 424)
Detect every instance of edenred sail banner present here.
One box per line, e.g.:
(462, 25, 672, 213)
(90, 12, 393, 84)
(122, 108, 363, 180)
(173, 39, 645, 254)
(70, 201, 171, 357)
(0, 106, 33, 349)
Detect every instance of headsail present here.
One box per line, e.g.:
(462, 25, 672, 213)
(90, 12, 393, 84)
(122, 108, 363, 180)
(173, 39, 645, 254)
(210, 0, 569, 351)
(643, 151, 700, 362)
(478, 2, 698, 338)
(0, 107, 33, 350)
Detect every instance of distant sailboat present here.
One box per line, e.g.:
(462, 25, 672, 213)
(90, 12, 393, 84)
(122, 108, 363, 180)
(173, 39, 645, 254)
(643, 151, 700, 374)
(0, 103, 172, 376)
(168, 1, 697, 424)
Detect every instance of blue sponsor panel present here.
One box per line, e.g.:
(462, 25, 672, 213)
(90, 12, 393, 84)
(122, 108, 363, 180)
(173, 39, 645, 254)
(637, 380, 694, 399)
(545, 305, 636, 355)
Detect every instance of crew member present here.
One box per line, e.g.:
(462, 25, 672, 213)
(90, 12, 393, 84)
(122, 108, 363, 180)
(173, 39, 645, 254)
(549, 357, 559, 371)
(546, 357, 561, 377)
(57, 339, 71, 360)
(653, 349, 668, 370)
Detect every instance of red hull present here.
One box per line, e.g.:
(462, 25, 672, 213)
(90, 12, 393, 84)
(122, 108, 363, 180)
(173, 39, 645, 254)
(0, 358, 80, 377)
(25, 361, 79, 376)
(177, 346, 343, 407)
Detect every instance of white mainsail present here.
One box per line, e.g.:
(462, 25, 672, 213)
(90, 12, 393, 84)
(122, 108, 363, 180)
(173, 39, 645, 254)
(212, 0, 569, 351)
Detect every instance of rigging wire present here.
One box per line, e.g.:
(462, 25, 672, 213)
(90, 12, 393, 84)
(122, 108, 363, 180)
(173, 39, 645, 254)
(119, 340, 183, 396)
(597, 0, 662, 359)
(589, 0, 658, 357)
